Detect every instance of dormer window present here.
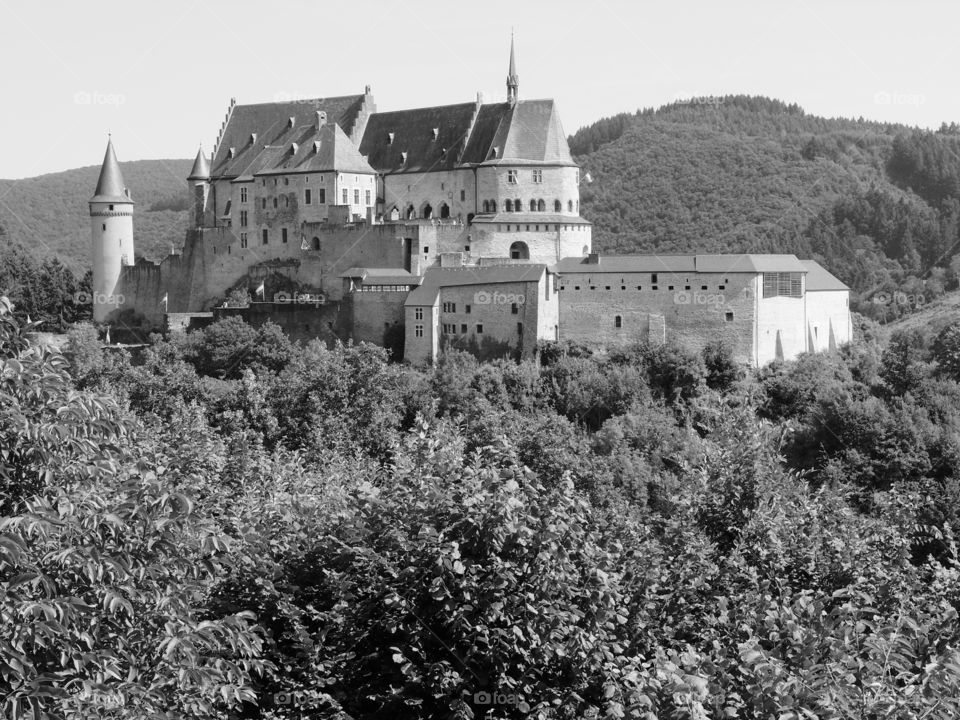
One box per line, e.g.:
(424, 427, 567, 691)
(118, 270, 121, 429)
(387, 132, 395, 145)
(250, 133, 257, 145)
(288, 116, 296, 128)
(401, 151, 408, 164)
(431, 127, 439, 140)
(507, 170, 517, 184)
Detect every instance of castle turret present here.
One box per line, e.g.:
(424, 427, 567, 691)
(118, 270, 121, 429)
(506, 32, 519, 104)
(89, 137, 134, 323)
(187, 144, 210, 227)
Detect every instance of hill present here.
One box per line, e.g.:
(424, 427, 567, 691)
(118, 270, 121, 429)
(0, 159, 192, 275)
(573, 96, 960, 321)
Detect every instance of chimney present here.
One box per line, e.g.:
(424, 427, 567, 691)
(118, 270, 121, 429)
(316, 110, 327, 128)
(587, 252, 600, 264)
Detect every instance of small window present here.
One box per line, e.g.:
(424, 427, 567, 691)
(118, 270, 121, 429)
(684, 285, 690, 291)
(415, 308, 423, 320)
(273, 198, 278, 208)
(318, 188, 326, 204)
(605, 285, 612, 291)
(508, 170, 517, 184)
(262, 229, 268, 244)
(460, 190, 466, 201)
(465, 305, 471, 314)
(614, 315, 622, 328)
(415, 324, 424, 338)
(102, 224, 106, 231)
(354, 189, 360, 204)
(574, 285, 581, 291)
(701, 285, 708, 291)
(725, 311, 734, 322)
(284, 178, 289, 186)
(476, 324, 483, 334)
(651, 273, 658, 284)
(533, 169, 542, 183)
(342, 189, 348, 204)
(668, 285, 674, 291)
(511, 303, 519, 314)
(262, 199, 267, 209)
(461, 323, 467, 334)
(423, 246, 430, 254)
(282, 228, 288, 243)
(305, 189, 312, 205)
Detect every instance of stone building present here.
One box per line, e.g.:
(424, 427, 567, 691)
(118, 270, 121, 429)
(93, 37, 851, 366)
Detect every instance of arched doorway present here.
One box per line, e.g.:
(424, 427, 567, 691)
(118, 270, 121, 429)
(311, 237, 321, 251)
(509, 241, 529, 260)
(406, 205, 416, 219)
(422, 203, 433, 219)
(439, 202, 450, 219)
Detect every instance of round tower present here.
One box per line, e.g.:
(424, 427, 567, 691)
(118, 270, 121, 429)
(187, 144, 210, 228)
(89, 136, 134, 323)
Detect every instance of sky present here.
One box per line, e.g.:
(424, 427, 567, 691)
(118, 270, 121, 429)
(0, 0, 957, 179)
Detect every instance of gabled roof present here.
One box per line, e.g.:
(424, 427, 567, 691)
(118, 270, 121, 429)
(210, 94, 367, 178)
(801, 260, 849, 291)
(256, 123, 375, 176)
(551, 254, 809, 274)
(360, 102, 478, 173)
(405, 264, 546, 306)
(91, 138, 132, 204)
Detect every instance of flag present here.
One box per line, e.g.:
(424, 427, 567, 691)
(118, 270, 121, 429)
(256, 281, 265, 299)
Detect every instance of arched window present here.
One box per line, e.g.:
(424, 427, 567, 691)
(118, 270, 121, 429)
(515, 199, 521, 212)
(482, 200, 489, 213)
(406, 205, 416, 219)
(554, 199, 561, 212)
(439, 202, 450, 219)
(312, 236, 321, 251)
(529, 199, 536, 212)
(505, 199, 513, 212)
(568, 200, 574, 212)
(537, 199, 546, 212)
(422, 203, 433, 219)
(490, 200, 497, 212)
(509, 241, 529, 260)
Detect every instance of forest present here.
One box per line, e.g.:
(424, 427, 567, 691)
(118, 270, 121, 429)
(4, 300, 960, 719)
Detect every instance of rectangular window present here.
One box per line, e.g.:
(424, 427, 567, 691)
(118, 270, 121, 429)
(240, 232, 248, 248)
(262, 198, 266, 210)
(262, 229, 268, 244)
(365, 190, 371, 205)
(651, 273, 658, 284)
(476, 324, 483, 334)
(460, 190, 466, 201)
(305, 189, 312, 205)
(461, 324, 467, 334)
(240, 210, 248, 227)
(240, 187, 248, 203)
(725, 311, 734, 322)
(318, 189, 326, 204)
(762, 272, 803, 298)
(507, 170, 517, 184)
(342, 188, 348, 204)
(465, 305, 471, 314)
(282, 228, 288, 243)
(532, 169, 542, 183)
(511, 303, 519, 315)
(415, 308, 423, 320)
(354, 189, 360, 204)
(415, 324, 423, 338)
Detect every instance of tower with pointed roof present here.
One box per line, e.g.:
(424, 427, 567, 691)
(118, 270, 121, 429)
(89, 137, 134, 323)
(506, 32, 519, 104)
(188, 144, 210, 228)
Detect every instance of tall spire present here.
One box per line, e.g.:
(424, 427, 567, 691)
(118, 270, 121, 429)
(91, 136, 131, 203)
(506, 31, 519, 104)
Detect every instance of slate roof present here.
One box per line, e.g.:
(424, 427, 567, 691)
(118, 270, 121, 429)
(339, 267, 421, 286)
(360, 103, 478, 173)
(359, 99, 576, 173)
(551, 254, 809, 274)
(800, 260, 849, 291)
(91, 138, 133, 204)
(256, 123, 375, 176)
(405, 264, 547, 306)
(188, 146, 210, 180)
(210, 94, 367, 178)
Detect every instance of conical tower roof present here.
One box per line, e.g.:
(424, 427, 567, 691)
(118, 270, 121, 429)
(188, 144, 210, 180)
(90, 137, 133, 203)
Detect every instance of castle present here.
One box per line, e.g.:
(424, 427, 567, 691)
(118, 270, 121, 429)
(91, 39, 851, 366)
